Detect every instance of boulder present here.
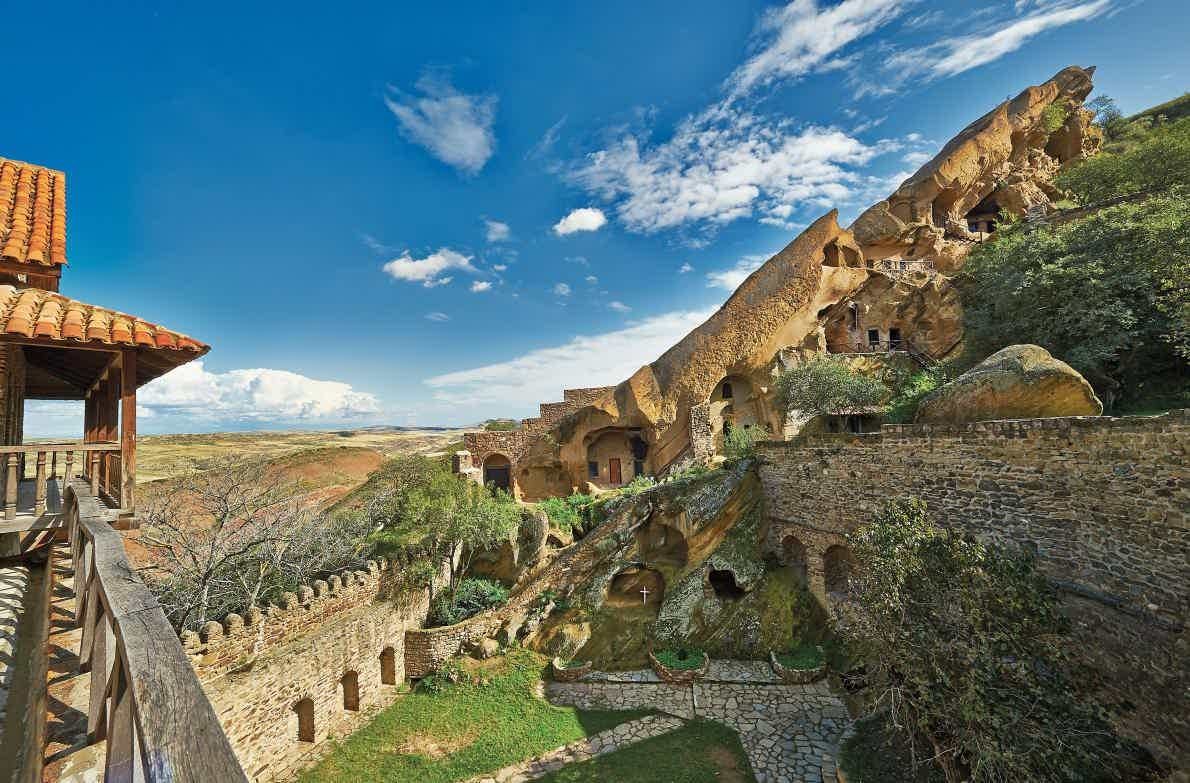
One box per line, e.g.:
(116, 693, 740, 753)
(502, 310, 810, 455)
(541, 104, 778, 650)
(469, 637, 500, 660)
(915, 345, 1102, 424)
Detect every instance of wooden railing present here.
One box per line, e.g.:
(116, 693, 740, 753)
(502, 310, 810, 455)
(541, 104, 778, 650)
(66, 480, 247, 782)
(0, 442, 122, 519)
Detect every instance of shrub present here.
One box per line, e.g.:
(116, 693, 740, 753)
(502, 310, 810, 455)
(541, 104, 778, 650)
(653, 647, 706, 670)
(620, 475, 656, 497)
(428, 578, 509, 627)
(723, 423, 764, 464)
(882, 368, 945, 424)
(1055, 115, 1190, 203)
(1041, 102, 1069, 133)
(959, 193, 1190, 408)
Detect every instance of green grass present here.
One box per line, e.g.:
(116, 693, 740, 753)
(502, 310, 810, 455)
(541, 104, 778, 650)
(536, 720, 756, 783)
(299, 650, 650, 783)
(839, 713, 945, 783)
(653, 648, 706, 670)
(775, 644, 823, 670)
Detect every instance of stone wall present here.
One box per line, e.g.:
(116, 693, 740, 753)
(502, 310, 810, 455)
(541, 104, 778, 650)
(755, 411, 1189, 770)
(404, 614, 504, 678)
(185, 559, 447, 782)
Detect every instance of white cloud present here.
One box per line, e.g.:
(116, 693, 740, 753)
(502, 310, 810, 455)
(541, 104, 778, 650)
(903, 150, 932, 166)
(572, 105, 899, 234)
(726, 0, 908, 96)
(426, 312, 450, 322)
(553, 207, 608, 236)
(706, 253, 773, 290)
(873, 1, 1111, 92)
(586, 275, 599, 284)
(553, 282, 572, 297)
(470, 280, 492, 292)
(136, 361, 380, 423)
(425, 308, 715, 409)
(382, 247, 476, 287)
(492, 263, 508, 272)
(384, 73, 497, 175)
(608, 301, 631, 313)
(679, 263, 694, 274)
(484, 219, 511, 242)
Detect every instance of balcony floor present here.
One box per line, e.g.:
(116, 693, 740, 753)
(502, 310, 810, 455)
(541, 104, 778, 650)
(0, 479, 64, 535)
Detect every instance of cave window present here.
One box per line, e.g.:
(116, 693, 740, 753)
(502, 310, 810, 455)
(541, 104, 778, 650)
(849, 303, 859, 330)
(341, 671, 360, 711)
(867, 329, 880, 349)
(588, 461, 599, 479)
(889, 327, 903, 349)
(633, 459, 645, 477)
(708, 569, 746, 601)
(968, 220, 980, 232)
(721, 381, 734, 399)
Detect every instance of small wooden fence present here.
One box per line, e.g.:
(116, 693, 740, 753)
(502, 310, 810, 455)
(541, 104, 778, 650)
(66, 479, 246, 782)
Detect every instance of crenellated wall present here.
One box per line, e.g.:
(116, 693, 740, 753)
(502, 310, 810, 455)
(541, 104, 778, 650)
(184, 557, 449, 782)
(755, 410, 1189, 771)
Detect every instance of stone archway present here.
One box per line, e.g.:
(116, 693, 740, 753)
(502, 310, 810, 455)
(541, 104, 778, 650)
(606, 565, 664, 608)
(482, 453, 512, 492)
(823, 544, 857, 596)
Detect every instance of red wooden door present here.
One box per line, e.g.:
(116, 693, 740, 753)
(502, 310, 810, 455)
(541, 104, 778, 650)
(609, 458, 622, 485)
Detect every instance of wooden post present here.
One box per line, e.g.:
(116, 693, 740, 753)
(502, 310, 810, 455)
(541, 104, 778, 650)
(65, 449, 74, 481)
(35, 451, 46, 514)
(120, 350, 136, 513)
(4, 453, 16, 520)
(90, 453, 100, 497)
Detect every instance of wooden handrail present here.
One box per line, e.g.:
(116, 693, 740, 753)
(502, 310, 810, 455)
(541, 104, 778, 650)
(4, 442, 120, 453)
(66, 480, 247, 782)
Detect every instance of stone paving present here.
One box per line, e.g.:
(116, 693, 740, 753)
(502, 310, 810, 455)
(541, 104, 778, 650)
(548, 662, 850, 783)
(469, 714, 686, 783)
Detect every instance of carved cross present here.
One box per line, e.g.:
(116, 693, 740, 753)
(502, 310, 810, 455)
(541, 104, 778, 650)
(640, 586, 650, 604)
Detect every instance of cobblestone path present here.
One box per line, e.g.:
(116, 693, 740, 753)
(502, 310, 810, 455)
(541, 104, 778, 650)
(469, 714, 686, 783)
(546, 661, 850, 783)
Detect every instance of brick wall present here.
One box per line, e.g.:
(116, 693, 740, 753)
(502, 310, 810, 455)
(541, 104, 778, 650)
(184, 559, 448, 782)
(755, 411, 1188, 770)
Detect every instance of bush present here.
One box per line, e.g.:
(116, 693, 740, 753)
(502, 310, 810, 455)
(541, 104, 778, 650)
(620, 475, 656, 497)
(1055, 116, 1190, 203)
(428, 578, 509, 627)
(959, 193, 1190, 407)
(723, 424, 763, 464)
(882, 368, 945, 424)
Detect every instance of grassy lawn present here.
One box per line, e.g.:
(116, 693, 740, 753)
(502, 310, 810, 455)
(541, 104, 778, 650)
(299, 650, 650, 783)
(536, 720, 756, 783)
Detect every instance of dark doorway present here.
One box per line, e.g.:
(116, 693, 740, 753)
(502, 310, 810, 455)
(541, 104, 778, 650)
(379, 647, 396, 686)
(294, 698, 315, 742)
(483, 454, 512, 492)
(609, 457, 622, 485)
(888, 327, 903, 349)
(867, 328, 880, 348)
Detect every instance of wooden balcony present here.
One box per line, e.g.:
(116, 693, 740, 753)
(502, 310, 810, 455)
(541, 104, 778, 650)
(0, 442, 125, 535)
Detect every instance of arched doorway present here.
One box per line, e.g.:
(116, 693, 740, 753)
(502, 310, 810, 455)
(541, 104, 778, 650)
(824, 545, 857, 595)
(585, 429, 648, 490)
(782, 534, 809, 585)
(293, 698, 315, 742)
(482, 453, 512, 492)
(379, 647, 396, 686)
(341, 671, 360, 711)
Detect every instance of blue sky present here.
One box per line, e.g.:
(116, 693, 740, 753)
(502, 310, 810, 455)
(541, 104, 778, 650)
(8, 0, 1187, 435)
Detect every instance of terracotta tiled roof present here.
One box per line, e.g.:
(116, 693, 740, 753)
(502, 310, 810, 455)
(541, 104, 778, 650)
(0, 158, 67, 268)
(0, 285, 207, 353)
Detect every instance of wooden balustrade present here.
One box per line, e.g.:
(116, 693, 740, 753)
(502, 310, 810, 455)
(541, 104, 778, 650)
(0, 442, 121, 520)
(66, 479, 246, 782)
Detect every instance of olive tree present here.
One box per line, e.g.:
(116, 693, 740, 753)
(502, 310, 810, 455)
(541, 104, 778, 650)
(774, 355, 888, 418)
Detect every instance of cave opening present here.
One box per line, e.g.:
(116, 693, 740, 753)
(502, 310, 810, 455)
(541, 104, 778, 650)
(708, 569, 746, 601)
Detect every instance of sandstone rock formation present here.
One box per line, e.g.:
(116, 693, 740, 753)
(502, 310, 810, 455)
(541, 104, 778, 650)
(915, 344, 1103, 424)
(461, 66, 1102, 500)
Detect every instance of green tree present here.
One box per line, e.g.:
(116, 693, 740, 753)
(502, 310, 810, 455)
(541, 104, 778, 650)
(959, 193, 1190, 407)
(364, 455, 521, 596)
(844, 499, 1156, 783)
(774, 355, 888, 418)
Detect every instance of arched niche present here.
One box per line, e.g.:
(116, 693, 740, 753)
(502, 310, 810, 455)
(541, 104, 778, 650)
(379, 647, 397, 686)
(606, 565, 664, 609)
(293, 697, 315, 743)
(707, 568, 746, 601)
(824, 544, 858, 596)
(634, 521, 688, 568)
(781, 534, 809, 586)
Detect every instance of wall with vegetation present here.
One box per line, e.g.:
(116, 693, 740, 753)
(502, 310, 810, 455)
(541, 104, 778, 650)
(756, 411, 1189, 769)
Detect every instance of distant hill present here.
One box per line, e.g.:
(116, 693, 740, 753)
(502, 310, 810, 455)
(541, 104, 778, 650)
(1128, 92, 1190, 123)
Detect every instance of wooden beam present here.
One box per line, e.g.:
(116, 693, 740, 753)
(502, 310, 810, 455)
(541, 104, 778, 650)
(121, 350, 136, 513)
(0, 260, 62, 279)
(85, 352, 122, 398)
